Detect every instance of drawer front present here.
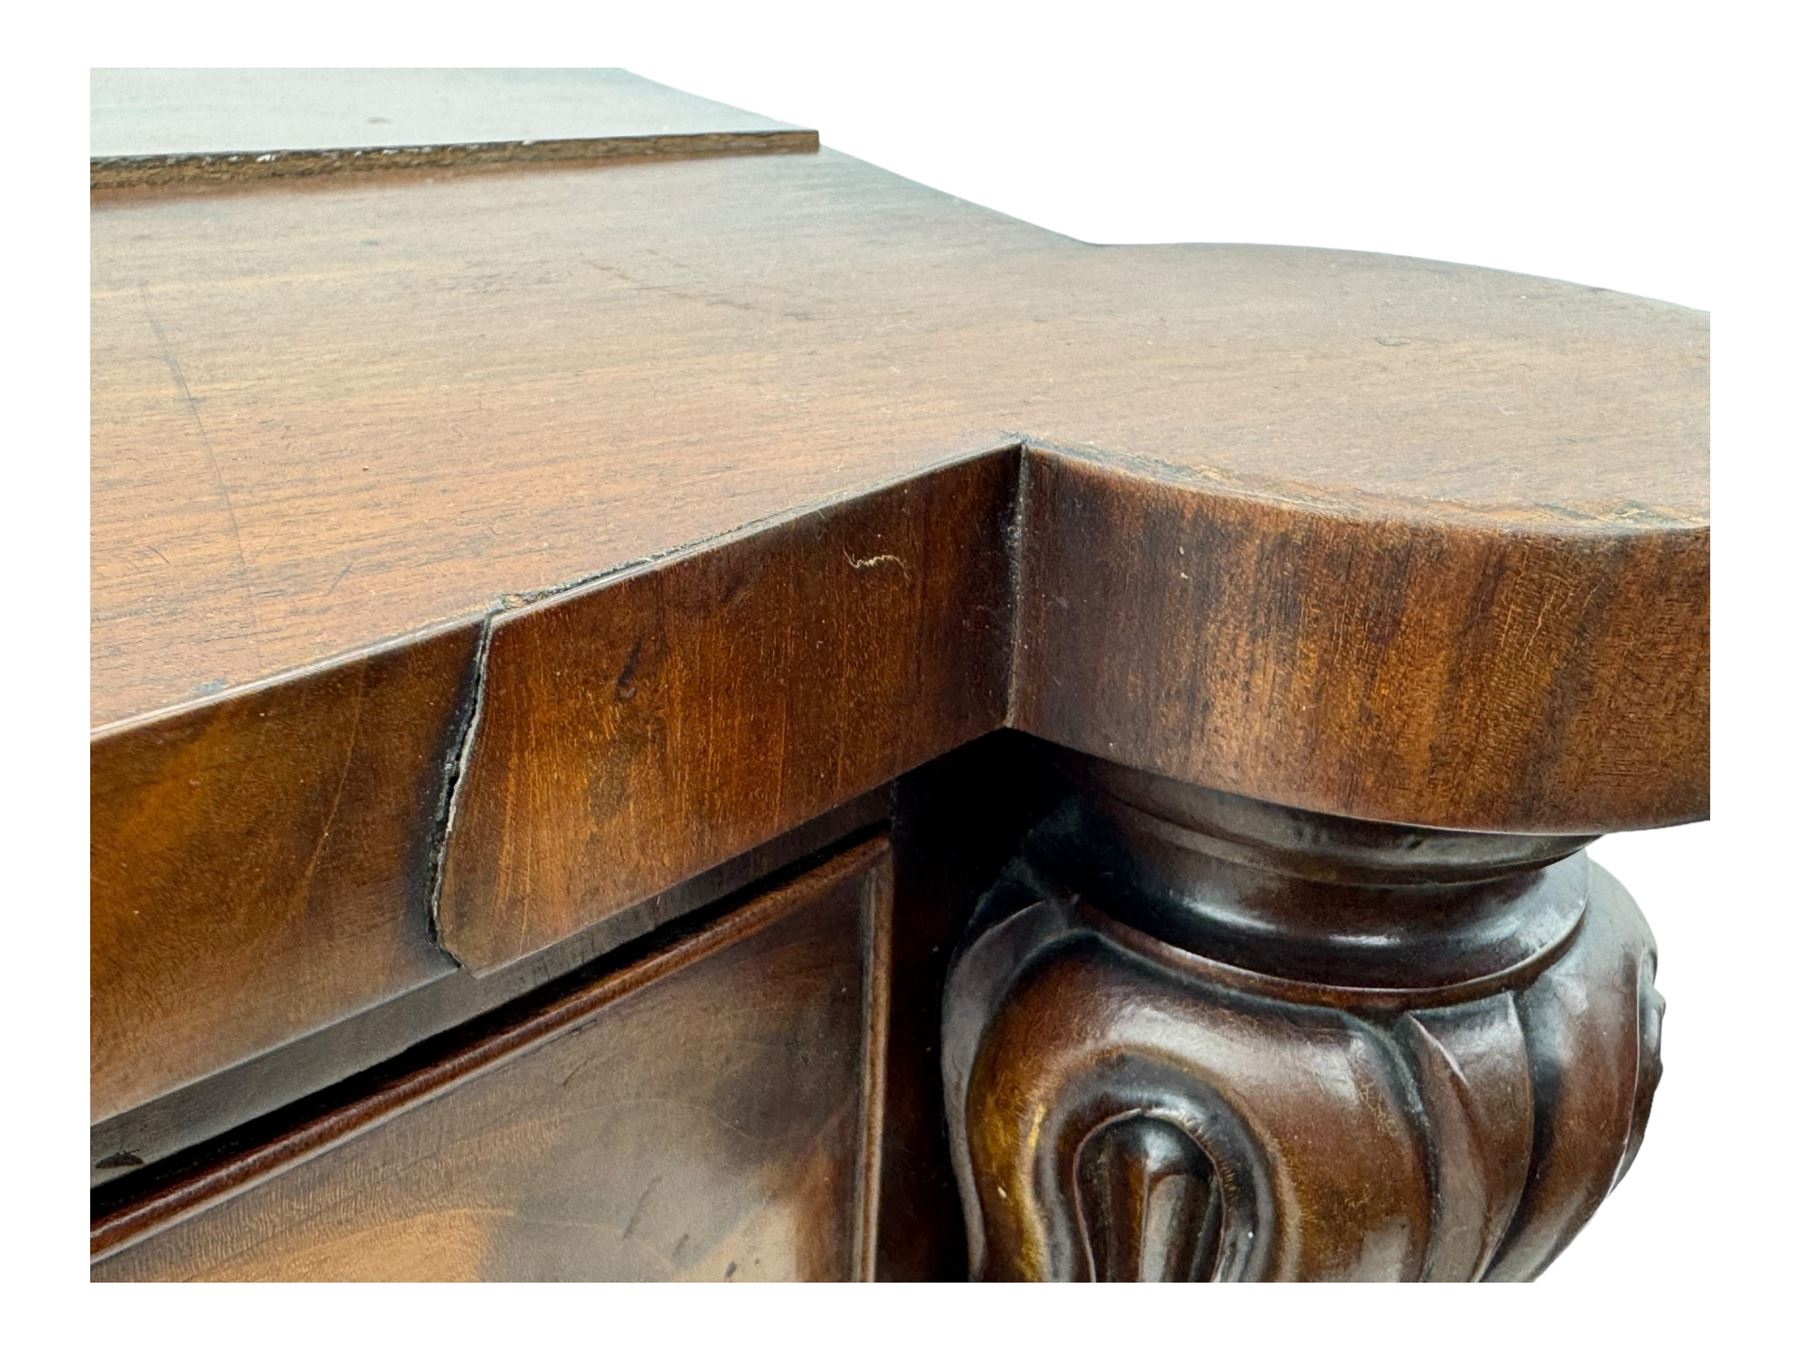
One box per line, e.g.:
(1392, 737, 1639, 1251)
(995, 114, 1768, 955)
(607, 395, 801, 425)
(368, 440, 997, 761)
(94, 838, 891, 1281)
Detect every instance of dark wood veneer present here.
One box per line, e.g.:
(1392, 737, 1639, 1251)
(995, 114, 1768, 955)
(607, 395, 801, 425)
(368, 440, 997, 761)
(944, 758, 1661, 1280)
(91, 622, 478, 1117)
(91, 791, 890, 1181)
(90, 70, 1707, 1282)
(94, 838, 893, 1281)
(438, 454, 1016, 972)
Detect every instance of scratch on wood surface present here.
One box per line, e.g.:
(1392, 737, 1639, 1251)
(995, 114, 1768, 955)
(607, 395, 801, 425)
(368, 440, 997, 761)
(621, 1174, 663, 1240)
(138, 282, 261, 652)
(844, 550, 906, 574)
(288, 669, 368, 906)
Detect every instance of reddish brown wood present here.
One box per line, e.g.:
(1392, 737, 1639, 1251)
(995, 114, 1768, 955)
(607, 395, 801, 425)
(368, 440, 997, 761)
(90, 791, 888, 1179)
(944, 755, 1662, 1281)
(93, 838, 893, 1281)
(1013, 448, 1708, 834)
(874, 734, 1070, 1280)
(438, 454, 1015, 971)
(90, 70, 1706, 1089)
(88, 70, 1707, 1284)
(91, 153, 1704, 736)
(90, 622, 478, 1118)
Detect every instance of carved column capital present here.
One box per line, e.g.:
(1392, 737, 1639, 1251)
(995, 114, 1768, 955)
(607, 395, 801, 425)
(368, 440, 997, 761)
(943, 754, 1662, 1281)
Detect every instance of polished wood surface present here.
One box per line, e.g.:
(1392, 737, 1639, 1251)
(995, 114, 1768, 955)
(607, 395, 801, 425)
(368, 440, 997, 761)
(439, 456, 1014, 971)
(944, 757, 1661, 1280)
(93, 142, 1704, 744)
(91, 790, 886, 1171)
(92, 75, 1706, 1086)
(90, 70, 1707, 1283)
(94, 838, 892, 1281)
(873, 736, 1074, 1280)
(1014, 451, 1707, 834)
(91, 624, 475, 1118)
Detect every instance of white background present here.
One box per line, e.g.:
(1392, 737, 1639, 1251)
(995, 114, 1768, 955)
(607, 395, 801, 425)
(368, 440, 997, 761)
(12, 1, 1791, 1342)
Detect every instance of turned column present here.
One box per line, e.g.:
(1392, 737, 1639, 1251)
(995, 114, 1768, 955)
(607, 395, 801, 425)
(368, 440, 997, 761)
(943, 752, 1662, 1282)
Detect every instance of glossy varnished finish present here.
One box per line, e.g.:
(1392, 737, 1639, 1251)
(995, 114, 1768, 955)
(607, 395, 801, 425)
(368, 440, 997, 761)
(91, 153, 1704, 729)
(943, 760, 1661, 1281)
(91, 791, 888, 1180)
(89, 71, 1706, 1283)
(94, 839, 893, 1281)
(88, 118, 1707, 1085)
(1014, 449, 1708, 833)
(873, 734, 1070, 1279)
(91, 75, 1706, 1094)
(438, 456, 1015, 971)
(90, 622, 479, 1118)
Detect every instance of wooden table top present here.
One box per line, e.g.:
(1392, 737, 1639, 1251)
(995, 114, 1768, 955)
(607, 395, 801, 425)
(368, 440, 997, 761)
(92, 69, 1705, 731)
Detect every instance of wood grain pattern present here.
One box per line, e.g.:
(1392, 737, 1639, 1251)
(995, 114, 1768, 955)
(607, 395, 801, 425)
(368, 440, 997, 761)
(93, 837, 892, 1281)
(91, 107, 1705, 734)
(1014, 448, 1709, 833)
(92, 82, 1706, 839)
(89, 73, 1709, 1259)
(91, 431, 1706, 1049)
(90, 621, 479, 1119)
(90, 791, 887, 1176)
(91, 68, 815, 188)
(437, 454, 1015, 971)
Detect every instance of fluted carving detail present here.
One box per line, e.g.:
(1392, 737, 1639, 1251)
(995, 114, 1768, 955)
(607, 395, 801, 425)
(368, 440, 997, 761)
(1077, 1115, 1222, 1281)
(942, 759, 1662, 1282)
